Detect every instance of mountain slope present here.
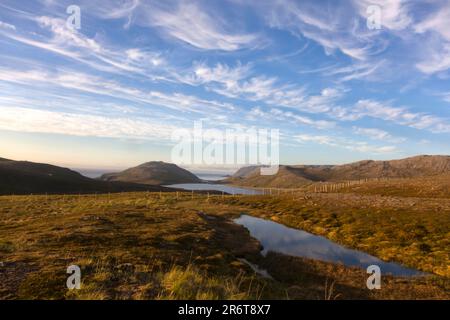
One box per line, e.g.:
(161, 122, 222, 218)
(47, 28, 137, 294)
(225, 155, 450, 188)
(100, 161, 201, 185)
(314, 155, 450, 181)
(339, 172, 450, 198)
(227, 165, 315, 188)
(0, 158, 169, 195)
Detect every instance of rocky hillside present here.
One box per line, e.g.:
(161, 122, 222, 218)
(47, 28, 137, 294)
(100, 161, 201, 185)
(225, 155, 450, 188)
(227, 165, 315, 188)
(0, 157, 169, 195)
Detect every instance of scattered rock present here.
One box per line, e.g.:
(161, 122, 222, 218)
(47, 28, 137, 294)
(115, 263, 135, 274)
(197, 211, 217, 220)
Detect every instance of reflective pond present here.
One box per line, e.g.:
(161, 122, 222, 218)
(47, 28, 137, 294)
(165, 183, 262, 195)
(234, 215, 424, 277)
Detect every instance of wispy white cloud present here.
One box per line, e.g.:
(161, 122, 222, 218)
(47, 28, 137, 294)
(0, 67, 235, 115)
(180, 62, 348, 115)
(414, 3, 450, 74)
(296, 133, 398, 154)
(259, 0, 385, 60)
(0, 0, 448, 163)
(135, 1, 260, 51)
(248, 106, 335, 130)
(414, 4, 450, 41)
(0, 15, 167, 77)
(353, 0, 412, 31)
(0, 20, 16, 30)
(316, 98, 450, 134)
(125, 48, 164, 67)
(296, 134, 335, 145)
(415, 42, 450, 75)
(352, 126, 406, 143)
(173, 61, 450, 136)
(179, 62, 251, 87)
(441, 92, 450, 103)
(99, 0, 140, 28)
(177, 62, 299, 103)
(325, 60, 386, 82)
(0, 105, 177, 141)
(85, 0, 261, 50)
(353, 99, 450, 133)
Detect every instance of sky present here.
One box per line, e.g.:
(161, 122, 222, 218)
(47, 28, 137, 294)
(0, 0, 449, 170)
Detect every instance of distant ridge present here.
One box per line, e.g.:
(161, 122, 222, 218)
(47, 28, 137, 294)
(225, 155, 450, 188)
(0, 158, 171, 195)
(99, 161, 201, 185)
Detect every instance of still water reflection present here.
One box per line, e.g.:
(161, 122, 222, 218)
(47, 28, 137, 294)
(165, 183, 262, 195)
(234, 215, 424, 277)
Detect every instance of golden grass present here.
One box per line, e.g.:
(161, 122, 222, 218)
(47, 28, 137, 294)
(0, 192, 448, 300)
(210, 193, 450, 277)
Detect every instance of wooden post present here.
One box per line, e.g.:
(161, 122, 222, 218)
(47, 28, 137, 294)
(191, 190, 194, 200)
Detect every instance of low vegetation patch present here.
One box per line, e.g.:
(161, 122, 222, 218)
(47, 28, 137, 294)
(211, 193, 450, 277)
(0, 192, 448, 299)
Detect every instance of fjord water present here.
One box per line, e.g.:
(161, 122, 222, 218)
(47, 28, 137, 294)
(234, 215, 424, 277)
(165, 183, 262, 195)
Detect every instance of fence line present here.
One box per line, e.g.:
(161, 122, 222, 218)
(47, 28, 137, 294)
(1, 176, 410, 200)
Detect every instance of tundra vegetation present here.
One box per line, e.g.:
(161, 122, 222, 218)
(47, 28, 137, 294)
(0, 191, 448, 300)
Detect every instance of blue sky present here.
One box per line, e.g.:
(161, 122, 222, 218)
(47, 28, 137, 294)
(0, 0, 449, 170)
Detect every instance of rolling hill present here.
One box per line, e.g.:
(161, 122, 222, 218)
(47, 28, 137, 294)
(99, 161, 201, 185)
(227, 165, 315, 188)
(0, 157, 170, 195)
(224, 155, 450, 188)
